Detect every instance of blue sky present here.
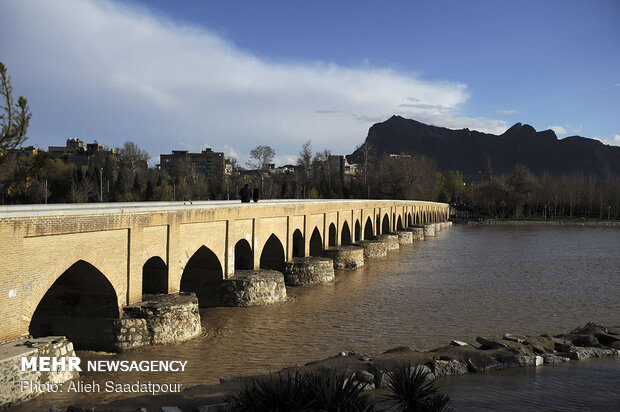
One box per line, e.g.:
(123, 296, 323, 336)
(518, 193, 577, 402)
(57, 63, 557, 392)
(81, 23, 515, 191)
(1, 0, 619, 165)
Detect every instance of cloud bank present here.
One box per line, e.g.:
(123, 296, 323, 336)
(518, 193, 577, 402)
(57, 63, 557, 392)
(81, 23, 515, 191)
(1, 0, 512, 164)
(548, 125, 568, 135)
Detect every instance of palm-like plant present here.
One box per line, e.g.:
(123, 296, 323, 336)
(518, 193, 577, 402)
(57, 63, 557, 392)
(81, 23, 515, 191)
(227, 369, 375, 412)
(384, 363, 453, 412)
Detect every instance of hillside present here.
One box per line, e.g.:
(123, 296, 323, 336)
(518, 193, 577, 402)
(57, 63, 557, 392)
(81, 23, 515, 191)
(348, 116, 620, 179)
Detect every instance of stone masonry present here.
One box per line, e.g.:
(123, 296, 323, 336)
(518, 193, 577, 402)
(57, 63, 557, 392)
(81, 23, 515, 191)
(322, 246, 365, 269)
(0, 336, 78, 408)
(118, 292, 201, 350)
(376, 234, 400, 251)
(216, 270, 287, 306)
(396, 231, 414, 245)
(355, 240, 389, 258)
(283, 257, 335, 286)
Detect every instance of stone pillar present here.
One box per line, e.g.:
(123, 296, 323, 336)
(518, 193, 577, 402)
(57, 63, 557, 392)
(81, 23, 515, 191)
(376, 233, 399, 251)
(356, 239, 388, 258)
(127, 227, 144, 305)
(323, 245, 364, 269)
(218, 270, 287, 306)
(396, 231, 414, 245)
(167, 223, 182, 293)
(252, 218, 260, 270)
(304, 214, 310, 257)
(408, 227, 425, 241)
(284, 257, 335, 286)
(423, 224, 436, 237)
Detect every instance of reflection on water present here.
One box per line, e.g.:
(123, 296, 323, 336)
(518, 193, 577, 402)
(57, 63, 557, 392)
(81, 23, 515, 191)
(13, 225, 620, 410)
(440, 357, 620, 411)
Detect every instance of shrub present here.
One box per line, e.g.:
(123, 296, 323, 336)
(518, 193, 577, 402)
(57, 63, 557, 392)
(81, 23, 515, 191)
(384, 363, 453, 412)
(227, 369, 375, 411)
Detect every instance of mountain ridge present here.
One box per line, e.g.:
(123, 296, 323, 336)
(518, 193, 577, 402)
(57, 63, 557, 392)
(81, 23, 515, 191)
(348, 115, 620, 179)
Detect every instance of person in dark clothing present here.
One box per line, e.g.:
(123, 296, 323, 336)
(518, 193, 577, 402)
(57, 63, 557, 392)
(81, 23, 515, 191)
(240, 184, 251, 203)
(252, 186, 259, 203)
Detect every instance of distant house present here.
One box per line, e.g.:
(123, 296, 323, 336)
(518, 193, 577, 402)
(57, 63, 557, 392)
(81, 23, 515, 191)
(48, 138, 119, 167)
(8, 145, 40, 158)
(159, 148, 229, 179)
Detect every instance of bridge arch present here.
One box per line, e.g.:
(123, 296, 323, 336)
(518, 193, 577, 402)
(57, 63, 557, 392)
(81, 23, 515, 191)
(408, 212, 412, 226)
(376, 216, 381, 234)
(328, 223, 337, 247)
(180, 245, 223, 307)
(260, 234, 285, 271)
(364, 216, 374, 239)
(309, 227, 323, 256)
(354, 220, 361, 242)
(382, 214, 390, 234)
(341, 221, 352, 245)
(234, 239, 253, 271)
(24, 247, 125, 331)
(142, 256, 168, 296)
(29, 260, 120, 350)
(292, 229, 304, 257)
(397, 215, 403, 230)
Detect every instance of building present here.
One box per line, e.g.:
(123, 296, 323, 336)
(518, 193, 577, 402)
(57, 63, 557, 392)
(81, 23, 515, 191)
(7, 145, 39, 158)
(159, 148, 229, 179)
(48, 138, 118, 167)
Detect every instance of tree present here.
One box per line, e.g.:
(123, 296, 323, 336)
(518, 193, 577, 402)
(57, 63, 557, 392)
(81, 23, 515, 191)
(120, 141, 150, 173)
(247, 145, 275, 172)
(1, 62, 32, 161)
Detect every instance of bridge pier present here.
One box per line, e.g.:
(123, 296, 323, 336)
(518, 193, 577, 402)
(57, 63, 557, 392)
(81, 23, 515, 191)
(423, 224, 436, 237)
(355, 239, 389, 258)
(404, 226, 425, 241)
(214, 270, 287, 306)
(323, 246, 365, 269)
(376, 233, 400, 251)
(396, 230, 414, 245)
(283, 257, 335, 286)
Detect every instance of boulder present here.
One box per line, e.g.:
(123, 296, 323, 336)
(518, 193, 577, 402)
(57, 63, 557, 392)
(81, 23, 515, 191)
(409, 365, 436, 383)
(195, 405, 232, 412)
(430, 359, 468, 377)
(568, 334, 600, 347)
(542, 354, 570, 364)
(570, 322, 608, 335)
(355, 370, 375, 384)
(449, 340, 469, 347)
(476, 336, 508, 349)
(466, 356, 504, 373)
(503, 333, 528, 344)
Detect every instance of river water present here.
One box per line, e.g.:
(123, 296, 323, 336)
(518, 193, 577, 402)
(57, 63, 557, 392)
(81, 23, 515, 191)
(13, 225, 620, 410)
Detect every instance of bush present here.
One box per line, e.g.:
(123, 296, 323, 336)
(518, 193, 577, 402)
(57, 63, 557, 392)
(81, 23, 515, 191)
(227, 369, 375, 411)
(384, 364, 453, 412)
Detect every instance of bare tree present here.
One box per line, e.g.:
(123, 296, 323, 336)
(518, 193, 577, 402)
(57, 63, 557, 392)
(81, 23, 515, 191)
(247, 145, 275, 172)
(1, 62, 31, 162)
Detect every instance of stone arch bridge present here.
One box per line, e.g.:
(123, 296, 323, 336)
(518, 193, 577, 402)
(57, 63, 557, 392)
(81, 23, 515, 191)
(0, 199, 448, 346)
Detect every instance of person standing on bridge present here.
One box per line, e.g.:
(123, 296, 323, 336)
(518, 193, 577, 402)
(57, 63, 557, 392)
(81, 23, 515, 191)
(252, 186, 259, 203)
(240, 184, 252, 203)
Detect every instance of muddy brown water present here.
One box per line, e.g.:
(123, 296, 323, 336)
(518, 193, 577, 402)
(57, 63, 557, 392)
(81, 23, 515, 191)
(12, 225, 620, 410)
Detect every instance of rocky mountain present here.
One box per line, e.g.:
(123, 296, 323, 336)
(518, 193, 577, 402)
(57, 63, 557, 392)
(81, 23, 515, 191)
(348, 116, 620, 179)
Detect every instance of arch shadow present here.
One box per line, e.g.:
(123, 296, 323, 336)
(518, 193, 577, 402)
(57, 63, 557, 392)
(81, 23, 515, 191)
(260, 234, 285, 272)
(143, 256, 168, 297)
(235, 239, 253, 271)
(180, 246, 223, 307)
(30, 260, 120, 350)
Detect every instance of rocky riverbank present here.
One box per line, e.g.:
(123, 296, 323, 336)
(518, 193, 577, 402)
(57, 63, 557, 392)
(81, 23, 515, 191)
(464, 219, 620, 227)
(46, 322, 619, 412)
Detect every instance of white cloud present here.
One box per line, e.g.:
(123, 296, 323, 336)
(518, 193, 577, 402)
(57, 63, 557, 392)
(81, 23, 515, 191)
(548, 125, 567, 135)
(495, 109, 519, 115)
(615, 83, 620, 87)
(1, 0, 508, 165)
(592, 135, 620, 146)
